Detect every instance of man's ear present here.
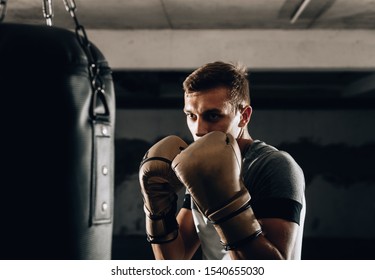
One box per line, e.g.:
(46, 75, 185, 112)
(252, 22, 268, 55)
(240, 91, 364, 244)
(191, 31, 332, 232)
(239, 105, 252, 127)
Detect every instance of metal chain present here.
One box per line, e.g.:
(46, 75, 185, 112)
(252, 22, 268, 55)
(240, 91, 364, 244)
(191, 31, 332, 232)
(42, 0, 54, 26)
(62, 0, 109, 120)
(0, 0, 7, 23)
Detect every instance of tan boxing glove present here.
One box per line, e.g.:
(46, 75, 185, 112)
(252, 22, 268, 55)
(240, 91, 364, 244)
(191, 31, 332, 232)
(172, 131, 262, 250)
(139, 136, 188, 243)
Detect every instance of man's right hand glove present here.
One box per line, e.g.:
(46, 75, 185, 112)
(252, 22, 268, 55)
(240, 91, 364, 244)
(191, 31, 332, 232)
(139, 136, 188, 244)
(172, 131, 262, 250)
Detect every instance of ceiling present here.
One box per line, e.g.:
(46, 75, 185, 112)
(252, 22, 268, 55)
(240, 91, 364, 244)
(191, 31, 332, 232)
(3, 0, 375, 30)
(2, 0, 375, 108)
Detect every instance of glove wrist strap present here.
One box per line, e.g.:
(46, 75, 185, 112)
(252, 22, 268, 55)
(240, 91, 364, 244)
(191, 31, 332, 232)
(144, 205, 179, 244)
(221, 229, 262, 250)
(212, 203, 262, 250)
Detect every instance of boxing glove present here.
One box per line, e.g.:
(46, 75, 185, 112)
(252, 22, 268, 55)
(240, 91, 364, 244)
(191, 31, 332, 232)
(139, 135, 188, 243)
(172, 131, 262, 250)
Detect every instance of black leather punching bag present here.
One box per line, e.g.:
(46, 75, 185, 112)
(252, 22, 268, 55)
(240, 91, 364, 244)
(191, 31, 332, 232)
(0, 23, 115, 259)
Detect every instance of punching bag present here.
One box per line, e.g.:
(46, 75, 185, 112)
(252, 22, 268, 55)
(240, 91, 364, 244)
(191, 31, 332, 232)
(0, 23, 115, 259)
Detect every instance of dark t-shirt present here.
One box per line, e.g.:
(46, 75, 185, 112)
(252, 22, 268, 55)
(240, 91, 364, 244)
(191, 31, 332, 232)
(242, 140, 305, 224)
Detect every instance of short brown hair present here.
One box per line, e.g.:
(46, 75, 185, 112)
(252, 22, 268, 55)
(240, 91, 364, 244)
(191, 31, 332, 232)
(183, 61, 250, 110)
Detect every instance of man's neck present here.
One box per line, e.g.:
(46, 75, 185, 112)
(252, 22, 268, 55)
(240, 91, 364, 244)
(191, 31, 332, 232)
(237, 131, 253, 156)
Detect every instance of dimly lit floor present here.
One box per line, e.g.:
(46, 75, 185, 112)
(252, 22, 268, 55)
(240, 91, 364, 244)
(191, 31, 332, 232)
(112, 235, 375, 260)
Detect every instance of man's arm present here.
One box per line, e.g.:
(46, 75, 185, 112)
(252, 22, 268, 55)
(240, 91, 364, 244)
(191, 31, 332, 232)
(229, 218, 299, 260)
(151, 208, 200, 260)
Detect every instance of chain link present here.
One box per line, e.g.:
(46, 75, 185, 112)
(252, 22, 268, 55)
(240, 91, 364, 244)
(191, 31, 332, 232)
(0, 0, 7, 23)
(42, 0, 54, 26)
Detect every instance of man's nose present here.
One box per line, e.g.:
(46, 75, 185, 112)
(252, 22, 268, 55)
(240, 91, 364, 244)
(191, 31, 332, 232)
(195, 118, 209, 138)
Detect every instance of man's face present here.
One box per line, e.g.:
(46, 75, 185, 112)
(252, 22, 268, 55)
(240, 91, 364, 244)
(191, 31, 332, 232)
(184, 86, 242, 141)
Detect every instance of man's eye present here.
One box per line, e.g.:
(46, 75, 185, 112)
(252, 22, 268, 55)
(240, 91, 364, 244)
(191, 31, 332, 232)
(186, 113, 196, 120)
(207, 114, 220, 121)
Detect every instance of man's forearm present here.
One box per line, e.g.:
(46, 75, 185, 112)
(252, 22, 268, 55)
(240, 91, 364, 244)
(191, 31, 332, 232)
(229, 235, 285, 260)
(151, 233, 187, 260)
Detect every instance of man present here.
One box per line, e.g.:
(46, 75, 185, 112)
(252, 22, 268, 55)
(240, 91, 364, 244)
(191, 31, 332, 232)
(139, 61, 306, 260)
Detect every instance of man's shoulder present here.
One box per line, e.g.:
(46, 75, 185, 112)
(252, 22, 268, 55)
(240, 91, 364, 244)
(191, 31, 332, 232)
(244, 140, 279, 163)
(243, 140, 305, 207)
(243, 140, 303, 176)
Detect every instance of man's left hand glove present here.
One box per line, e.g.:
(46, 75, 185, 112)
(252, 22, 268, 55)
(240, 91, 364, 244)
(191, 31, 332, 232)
(172, 131, 262, 250)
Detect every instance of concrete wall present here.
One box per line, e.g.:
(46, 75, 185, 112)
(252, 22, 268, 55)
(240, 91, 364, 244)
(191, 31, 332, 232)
(88, 29, 375, 70)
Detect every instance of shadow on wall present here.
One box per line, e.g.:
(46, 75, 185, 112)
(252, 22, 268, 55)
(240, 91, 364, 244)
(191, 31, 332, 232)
(278, 138, 375, 187)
